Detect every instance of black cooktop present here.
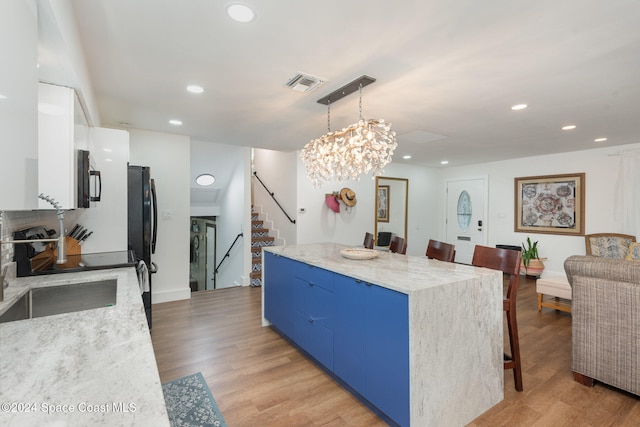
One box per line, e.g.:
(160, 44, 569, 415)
(27, 250, 136, 276)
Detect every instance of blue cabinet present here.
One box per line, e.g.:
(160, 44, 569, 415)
(334, 274, 410, 426)
(334, 275, 367, 393)
(365, 283, 410, 427)
(294, 266, 334, 369)
(263, 252, 299, 337)
(264, 253, 409, 426)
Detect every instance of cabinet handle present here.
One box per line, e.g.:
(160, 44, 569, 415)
(355, 279, 362, 283)
(365, 282, 372, 286)
(308, 282, 315, 287)
(308, 318, 314, 323)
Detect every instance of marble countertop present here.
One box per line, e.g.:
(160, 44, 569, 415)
(264, 242, 498, 295)
(0, 268, 170, 427)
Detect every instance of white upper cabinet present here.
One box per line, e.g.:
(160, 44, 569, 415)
(37, 82, 85, 209)
(0, 0, 39, 210)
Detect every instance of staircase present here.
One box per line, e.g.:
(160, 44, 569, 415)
(250, 210, 275, 287)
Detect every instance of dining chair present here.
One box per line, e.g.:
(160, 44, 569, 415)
(363, 232, 374, 249)
(389, 236, 407, 255)
(472, 245, 523, 392)
(425, 239, 455, 262)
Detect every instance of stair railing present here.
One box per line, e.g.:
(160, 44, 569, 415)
(214, 232, 243, 275)
(253, 171, 296, 224)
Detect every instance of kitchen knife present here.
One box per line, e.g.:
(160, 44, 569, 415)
(76, 229, 87, 241)
(72, 226, 84, 239)
(80, 231, 93, 243)
(68, 224, 80, 237)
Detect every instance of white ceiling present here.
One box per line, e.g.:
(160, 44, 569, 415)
(65, 0, 640, 169)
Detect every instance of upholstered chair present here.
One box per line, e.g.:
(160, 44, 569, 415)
(584, 233, 636, 259)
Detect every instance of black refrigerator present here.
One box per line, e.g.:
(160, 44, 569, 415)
(127, 165, 158, 329)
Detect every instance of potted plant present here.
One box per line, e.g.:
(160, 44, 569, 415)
(521, 237, 545, 277)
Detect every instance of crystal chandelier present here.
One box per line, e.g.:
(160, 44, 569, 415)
(301, 76, 397, 188)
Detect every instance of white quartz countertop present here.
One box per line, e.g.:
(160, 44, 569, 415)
(264, 242, 499, 294)
(0, 268, 170, 427)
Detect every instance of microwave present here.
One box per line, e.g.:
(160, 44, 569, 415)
(77, 149, 102, 208)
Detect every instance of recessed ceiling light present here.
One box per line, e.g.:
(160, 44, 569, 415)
(562, 125, 577, 130)
(227, 4, 255, 23)
(0, 94, 7, 99)
(441, 160, 449, 165)
(511, 104, 528, 110)
(402, 155, 411, 160)
(169, 119, 182, 126)
(103, 148, 113, 152)
(196, 174, 216, 186)
(105, 158, 113, 162)
(187, 85, 204, 94)
(594, 137, 608, 142)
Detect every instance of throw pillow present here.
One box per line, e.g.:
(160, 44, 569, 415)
(625, 242, 640, 261)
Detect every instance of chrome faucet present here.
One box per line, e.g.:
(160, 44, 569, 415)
(0, 194, 67, 300)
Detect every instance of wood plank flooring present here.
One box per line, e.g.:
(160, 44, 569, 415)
(151, 277, 640, 426)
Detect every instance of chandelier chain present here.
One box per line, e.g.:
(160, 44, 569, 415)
(358, 83, 363, 120)
(327, 100, 331, 132)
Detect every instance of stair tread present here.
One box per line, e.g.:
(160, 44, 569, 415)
(250, 271, 262, 279)
(252, 236, 274, 241)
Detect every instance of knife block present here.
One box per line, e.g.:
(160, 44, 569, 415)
(54, 237, 82, 269)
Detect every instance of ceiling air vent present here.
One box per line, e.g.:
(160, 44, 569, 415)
(285, 72, 327, 93)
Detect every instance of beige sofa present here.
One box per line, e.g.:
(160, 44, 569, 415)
(564, 255, 640, 396)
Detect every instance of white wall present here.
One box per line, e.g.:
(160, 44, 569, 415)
(214, 147, 251, 289)
(437, 143, 640, 276)
(295, 158, 438, 257)
(129, 129, 190, 303)
(253, 148, 298, 245)
(190, 139, 244, 217)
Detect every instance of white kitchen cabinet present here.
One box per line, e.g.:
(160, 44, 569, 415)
(37, 82, 89, 209)
(76, 127, 130, 254)
(0, 0, 39, 210)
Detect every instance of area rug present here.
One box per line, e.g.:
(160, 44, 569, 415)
(162, 372, 227, 427)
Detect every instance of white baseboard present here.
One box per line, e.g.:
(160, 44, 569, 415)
(152, 287, 191, 304)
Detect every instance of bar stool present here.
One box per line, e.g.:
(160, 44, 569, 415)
(425, 239, 455, 262)
(472, 245, 523, 392)
(389, 236, 407, 254)
(363, 232, 374, 249)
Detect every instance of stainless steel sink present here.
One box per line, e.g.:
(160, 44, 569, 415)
(0, 279, 117, 323)
(0, 293, 29, 323)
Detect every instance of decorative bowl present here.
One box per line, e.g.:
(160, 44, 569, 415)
(340, 248, 379, 260)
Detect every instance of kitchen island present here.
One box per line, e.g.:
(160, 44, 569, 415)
(0, 267, 169, 427)
(262, 242, 504, 427)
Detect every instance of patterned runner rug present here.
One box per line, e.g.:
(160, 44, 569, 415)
(162, 372, 227, 427)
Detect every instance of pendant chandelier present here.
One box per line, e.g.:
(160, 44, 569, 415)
(301, 75, 397, 188)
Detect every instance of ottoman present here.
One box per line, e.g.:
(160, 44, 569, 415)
(536, 275, 572, 313)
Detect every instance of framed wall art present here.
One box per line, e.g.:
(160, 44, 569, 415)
(514, 173, 585, 235)
(377, 185, 389, 222)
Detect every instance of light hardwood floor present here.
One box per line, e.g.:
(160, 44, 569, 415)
(151, 277, 640, 426)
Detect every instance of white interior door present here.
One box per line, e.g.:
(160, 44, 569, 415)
(446, 178, 487, 264)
